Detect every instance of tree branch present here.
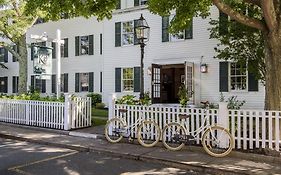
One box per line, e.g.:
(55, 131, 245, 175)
(0, 42, 21, 61)
(243, 0, 261, 7)
(212, 0, 267, 31)
(261, 0, 278, 31)
(11, 0, 21, 17)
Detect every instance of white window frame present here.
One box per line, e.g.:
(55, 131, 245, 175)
(79, 35, 89, 55)
(121, 21, 134, 46)
(229, 62, 248, 92)
(122, 67, 134, 92)
(79, 73, 89, 92)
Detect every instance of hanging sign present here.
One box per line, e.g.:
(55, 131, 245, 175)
(32, 45, 52, 79)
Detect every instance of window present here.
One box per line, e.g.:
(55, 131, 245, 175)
(140, 0, 148, 5)
(75, 72, 93, 92)
(0, 48, 5, 62)
(134, 0, 148, 6)
(12, 76, 18, 93)
(75, 35, 94, 56)
(122, 68, 134, 91)
(122, 21, 134, 46)
(80, 73, 89, 92)
(52, 38, 68, 59)
(0, 77, 8, 93)
(30, 75, 46, 93)
(162, 16, 193, 42)
(229, 63, 247, 91)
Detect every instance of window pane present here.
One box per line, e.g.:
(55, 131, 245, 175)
(230, 63, 247, 91)
(80, 36, 89, 55)
(80, 73, 89, 92)
(122, 21, 134, 46)
(122, 68, 134, 91)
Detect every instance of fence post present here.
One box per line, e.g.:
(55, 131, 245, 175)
(218, 102, 228, 128)
(108, 93, 116, 120)
(218, 102, 229, 148)
(26, 101, 30, 125)
(64, 94, 72, 130)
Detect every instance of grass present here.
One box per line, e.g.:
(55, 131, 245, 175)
(92, 107, 108, 126)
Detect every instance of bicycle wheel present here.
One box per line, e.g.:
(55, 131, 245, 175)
(137, 120, 161, 147)
(162, 123, 187, 151)
(202, 126, 234, 157)
(105, 118, 125, 143)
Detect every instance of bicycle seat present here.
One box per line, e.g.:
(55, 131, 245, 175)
(200, 101, 209, 105)
(118, 109, 127, 113)
(178, 114, 191, 119)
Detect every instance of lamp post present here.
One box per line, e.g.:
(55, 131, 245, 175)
(134, 14, 150, 100)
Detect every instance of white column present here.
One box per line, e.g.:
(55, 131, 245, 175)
(218, 102, 229, 148)
(108, 94, 116, 134)
(56, 29, 61, 99)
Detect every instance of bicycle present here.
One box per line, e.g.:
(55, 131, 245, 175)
(105, 108, 161, 147)
(162, 101, 234, 157)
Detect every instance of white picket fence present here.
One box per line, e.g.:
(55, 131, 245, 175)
(0, 95, 92, 130)
(108, 97, 281, 152)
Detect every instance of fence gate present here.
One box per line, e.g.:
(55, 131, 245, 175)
(69, 97, 92, 129)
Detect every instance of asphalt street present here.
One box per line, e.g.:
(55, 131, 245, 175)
(0, 138, 204, 175)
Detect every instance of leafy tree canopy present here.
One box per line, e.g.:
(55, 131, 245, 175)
(25, 0, 118, 21)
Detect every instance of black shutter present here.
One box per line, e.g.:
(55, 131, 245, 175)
(4, 48, 8, 63)
(12, 76, 16, 93)
(12, 45, 17, 62)
(116, 0, 121, 9)
(64, 73, 68, 92)
(3, 77, 8, 93)
(100, 34, 102, 55)
(134, 0, 139, 6)
(75, 36, 80, 56)
(64, 38, 68, 57)
(134, 19, 140, 45)
(185, 19, 193, 39)
(89, 72, 94, 92)
(100, 72, 102, 92)
(30, 75, 35, 92)
(42, 79, 46, 93)
(75, 73, 80, 92)
(219, 11, 228, 35)
(52, 42, 56, 59)
(248, 72, 259, 91)
(162, 16, 169, 42)
(52, 74, 56, 93)
(134, 67, 140, 92)
(89, 35, 94, 55)
(115, 22, 121, 47)
(115, 68, 121, 92)
(31, 43, 34, 60)
(219, 62, 229, 92)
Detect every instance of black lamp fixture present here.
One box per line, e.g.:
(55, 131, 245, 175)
(134, 14, 150, 100)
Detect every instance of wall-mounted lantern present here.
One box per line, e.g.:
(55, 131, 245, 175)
(200, 63, 208, 73)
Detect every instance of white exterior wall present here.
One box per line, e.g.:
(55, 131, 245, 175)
(0, 5, 265, 109)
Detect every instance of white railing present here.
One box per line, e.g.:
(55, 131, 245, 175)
(0, 99, 65, 130)
(0, 95, 92, 130)
(108, 95, 281, 152)
(229, 109, 281, 151)
(70, 97, 92, 129)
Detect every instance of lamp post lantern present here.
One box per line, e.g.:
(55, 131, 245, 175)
(134, 14, 150, 100)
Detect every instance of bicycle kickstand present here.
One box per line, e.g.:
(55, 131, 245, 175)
(128, 137, 134, 143)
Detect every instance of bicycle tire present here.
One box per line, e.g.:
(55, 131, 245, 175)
(105, 118, 125, 143)
(202, 126, 234, 157)
(162, 123, 186, 151)
(137, 120, 161, 147)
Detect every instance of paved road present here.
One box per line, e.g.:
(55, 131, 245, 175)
(0, 138, 204, 175)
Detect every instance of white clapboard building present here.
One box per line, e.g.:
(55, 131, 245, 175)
(0, 1, 265, 109)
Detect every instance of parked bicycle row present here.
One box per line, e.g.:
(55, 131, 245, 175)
(105, 102, 234, 158)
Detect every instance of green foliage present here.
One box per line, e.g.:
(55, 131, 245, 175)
(95, 102, 105, 109)
(92, 108, 108, 118)
(87, 93, 102, 107)
(226, 96, 246, 110)
(209, 4, 265, 83)
(25, 0, 117, 21)
(0, 91, 64, 102)
(139, 92, 151, 106)
(177, 84, 189, 107)
(115, 95, 138, 105)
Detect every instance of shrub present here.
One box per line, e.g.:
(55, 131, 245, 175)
(87, 93, 102, 106)
(139, 92, 151, 105)
(227, 96, 246, 110)
(95, 102, 105, 109)
(116, 95, 138, 105)
(0, 92, 65, 102)
(177, 84, 190, 107)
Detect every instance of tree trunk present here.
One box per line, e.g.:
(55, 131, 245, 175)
(264, 30, 281, 110)
(18, 34, 28, 94)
